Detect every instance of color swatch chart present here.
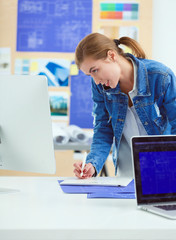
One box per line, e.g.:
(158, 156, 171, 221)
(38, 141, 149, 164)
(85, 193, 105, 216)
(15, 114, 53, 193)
(100, 2, 139, 20)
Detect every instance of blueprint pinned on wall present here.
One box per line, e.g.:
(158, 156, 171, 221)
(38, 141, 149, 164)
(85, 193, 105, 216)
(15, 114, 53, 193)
(17, 0, 92, 52)
(70, 69, 94, 129)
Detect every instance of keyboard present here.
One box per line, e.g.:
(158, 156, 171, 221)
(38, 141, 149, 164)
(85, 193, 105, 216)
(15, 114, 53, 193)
(155, 204, 176, 211)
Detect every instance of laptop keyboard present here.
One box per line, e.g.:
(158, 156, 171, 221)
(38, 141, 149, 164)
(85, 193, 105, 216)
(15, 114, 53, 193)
(155, 205, 176, 211)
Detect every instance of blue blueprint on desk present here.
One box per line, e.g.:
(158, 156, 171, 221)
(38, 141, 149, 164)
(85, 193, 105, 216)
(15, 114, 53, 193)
(58, 179, 135, 199)
(87, 180, 135, 199)
(87, 192, 135, 199)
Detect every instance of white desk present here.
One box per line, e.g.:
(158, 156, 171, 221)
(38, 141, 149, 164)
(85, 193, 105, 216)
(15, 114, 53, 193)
(0, 177, 176, 240)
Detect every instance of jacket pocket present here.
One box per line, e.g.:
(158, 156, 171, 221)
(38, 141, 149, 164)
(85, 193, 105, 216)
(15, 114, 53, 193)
(152, 102, 167, 134)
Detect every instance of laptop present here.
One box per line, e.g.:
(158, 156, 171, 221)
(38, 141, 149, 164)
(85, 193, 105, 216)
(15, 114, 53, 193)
(131, 135, 176, 219)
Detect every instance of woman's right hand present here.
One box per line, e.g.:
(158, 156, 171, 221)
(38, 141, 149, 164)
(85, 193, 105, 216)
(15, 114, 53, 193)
(73, 162, 95, 179)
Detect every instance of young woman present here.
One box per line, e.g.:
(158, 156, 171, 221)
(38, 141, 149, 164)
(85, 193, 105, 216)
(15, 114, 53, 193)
(73, 32, 176, 179)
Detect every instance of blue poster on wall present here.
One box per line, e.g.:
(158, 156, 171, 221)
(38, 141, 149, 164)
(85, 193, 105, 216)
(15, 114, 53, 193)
(17, 0, 92, 52)
(70, 70, 94, 129)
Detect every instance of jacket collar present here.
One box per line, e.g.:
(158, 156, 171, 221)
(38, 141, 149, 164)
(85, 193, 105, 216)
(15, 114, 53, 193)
(126, 53, 151, 96)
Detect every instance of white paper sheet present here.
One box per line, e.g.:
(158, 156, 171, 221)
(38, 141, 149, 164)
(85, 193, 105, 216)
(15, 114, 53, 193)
(60, 177, 132, 187)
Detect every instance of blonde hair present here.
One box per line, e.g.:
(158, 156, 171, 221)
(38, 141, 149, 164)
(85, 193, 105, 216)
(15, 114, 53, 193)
(75, 32, 146, 69)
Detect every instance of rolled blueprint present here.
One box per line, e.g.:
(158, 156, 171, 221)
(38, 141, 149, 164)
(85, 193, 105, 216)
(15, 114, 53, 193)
(52, 123, 69, 144)
(65, 125, 89, 143)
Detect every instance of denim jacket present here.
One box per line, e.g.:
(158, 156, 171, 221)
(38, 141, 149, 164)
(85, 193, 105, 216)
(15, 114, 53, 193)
(86, 53, 176, 175)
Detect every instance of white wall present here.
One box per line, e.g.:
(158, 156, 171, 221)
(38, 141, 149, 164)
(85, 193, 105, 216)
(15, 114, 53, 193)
(152, 0, 176, 74)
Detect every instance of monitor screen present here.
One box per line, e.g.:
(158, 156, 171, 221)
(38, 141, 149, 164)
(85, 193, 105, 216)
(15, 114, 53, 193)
(132, 136, 176, 204)
(0, 75, 56, 175)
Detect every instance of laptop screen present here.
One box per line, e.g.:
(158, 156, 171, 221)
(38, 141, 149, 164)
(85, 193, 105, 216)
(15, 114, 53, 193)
(131, 136, 176, 204)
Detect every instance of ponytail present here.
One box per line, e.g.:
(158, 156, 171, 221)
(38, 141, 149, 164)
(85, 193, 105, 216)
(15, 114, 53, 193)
(75, 33, 146, 68)
(115, 36, 146, 59)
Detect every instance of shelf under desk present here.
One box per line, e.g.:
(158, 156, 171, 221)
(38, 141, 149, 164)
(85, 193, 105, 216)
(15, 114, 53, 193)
(54, 142, 91, 151)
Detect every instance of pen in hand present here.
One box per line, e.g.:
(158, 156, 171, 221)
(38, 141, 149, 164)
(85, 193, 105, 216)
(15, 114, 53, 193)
(80, 152, 87, 177)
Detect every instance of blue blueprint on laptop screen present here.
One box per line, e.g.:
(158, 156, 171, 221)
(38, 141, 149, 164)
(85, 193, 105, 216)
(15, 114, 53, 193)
(139, 151, 176, 195)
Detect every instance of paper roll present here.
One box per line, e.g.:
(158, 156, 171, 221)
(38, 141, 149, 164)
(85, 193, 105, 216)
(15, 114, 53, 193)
(52, 123, 69, 144)
(65, 125, 89, 143)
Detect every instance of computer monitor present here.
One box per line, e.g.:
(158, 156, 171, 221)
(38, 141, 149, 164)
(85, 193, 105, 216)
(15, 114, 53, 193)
(0, 75, 56, 191)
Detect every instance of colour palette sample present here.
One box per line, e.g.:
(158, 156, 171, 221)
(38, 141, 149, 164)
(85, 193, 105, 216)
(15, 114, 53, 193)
(100, 2, 139, 20)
